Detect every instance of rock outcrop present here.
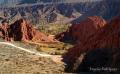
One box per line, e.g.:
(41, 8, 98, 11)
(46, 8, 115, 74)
(0, 19, 56, 42)
(0, 20, 11, 41)
(63, 16, 120, 72)
(56, 16, 106, 43)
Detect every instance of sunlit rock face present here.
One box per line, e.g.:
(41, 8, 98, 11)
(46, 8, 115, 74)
(56, 16, 106, 43)
(0, 19, 56, 42)
(0, 19, 11, 41)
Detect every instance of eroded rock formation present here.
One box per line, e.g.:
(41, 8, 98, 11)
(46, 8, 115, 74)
(56, 16, 106, 43)
(63, 16, 120, 72)
(0, 19, 56, 42)
(0, 20, 11, 41)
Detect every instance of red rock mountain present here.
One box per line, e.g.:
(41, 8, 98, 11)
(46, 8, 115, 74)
(0, 21, 10, 41)
(56, 16, 106, 43)
(63, 16, 120, 68)
(0, 19, 55, 42)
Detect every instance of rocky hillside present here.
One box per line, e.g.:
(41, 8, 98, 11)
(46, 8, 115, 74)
(0, 0, 120, 25)
(63, 16, 120, 72)
(77, 48, 120, 72)
(56, 16, 106, 43)
(0, 19, 56, 42)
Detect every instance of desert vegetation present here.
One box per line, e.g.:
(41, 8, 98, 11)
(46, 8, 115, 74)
(37, 23, 71, 35)
(0, 44, 65, 74)
(36, 42, 73, 55)
(10, 41, 73, 55)
(0, 0, 120, 73)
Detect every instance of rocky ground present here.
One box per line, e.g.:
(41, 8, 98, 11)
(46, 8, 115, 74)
(0, 44, 65, 74)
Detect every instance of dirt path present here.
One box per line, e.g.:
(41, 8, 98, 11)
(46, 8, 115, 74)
(0, 42, 63, 63)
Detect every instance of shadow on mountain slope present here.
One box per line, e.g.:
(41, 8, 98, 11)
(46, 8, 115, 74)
(77, 48, 120, 73)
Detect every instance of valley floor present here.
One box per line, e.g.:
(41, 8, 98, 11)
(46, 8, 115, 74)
(0, 42, 65, 74)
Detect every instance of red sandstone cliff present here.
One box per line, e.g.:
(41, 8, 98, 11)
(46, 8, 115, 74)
(56, 16, 106, 43)
(0, 21, 11, 41)
(0, 19, 56, 42)
(63, 16, 120, 68)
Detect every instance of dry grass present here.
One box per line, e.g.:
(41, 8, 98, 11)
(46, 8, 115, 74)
(0, 44, 65, 74)
(36, 42, 73, 55)
(10, 41, 73, 55)
(37, 24, 71, 35)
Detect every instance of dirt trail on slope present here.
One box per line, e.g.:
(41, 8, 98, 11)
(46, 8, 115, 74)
(0, 42, 63, 64)
(0, 43, 65, 74)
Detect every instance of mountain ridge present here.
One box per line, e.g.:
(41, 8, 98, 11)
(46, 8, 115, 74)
(0, 0, 120, 25)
